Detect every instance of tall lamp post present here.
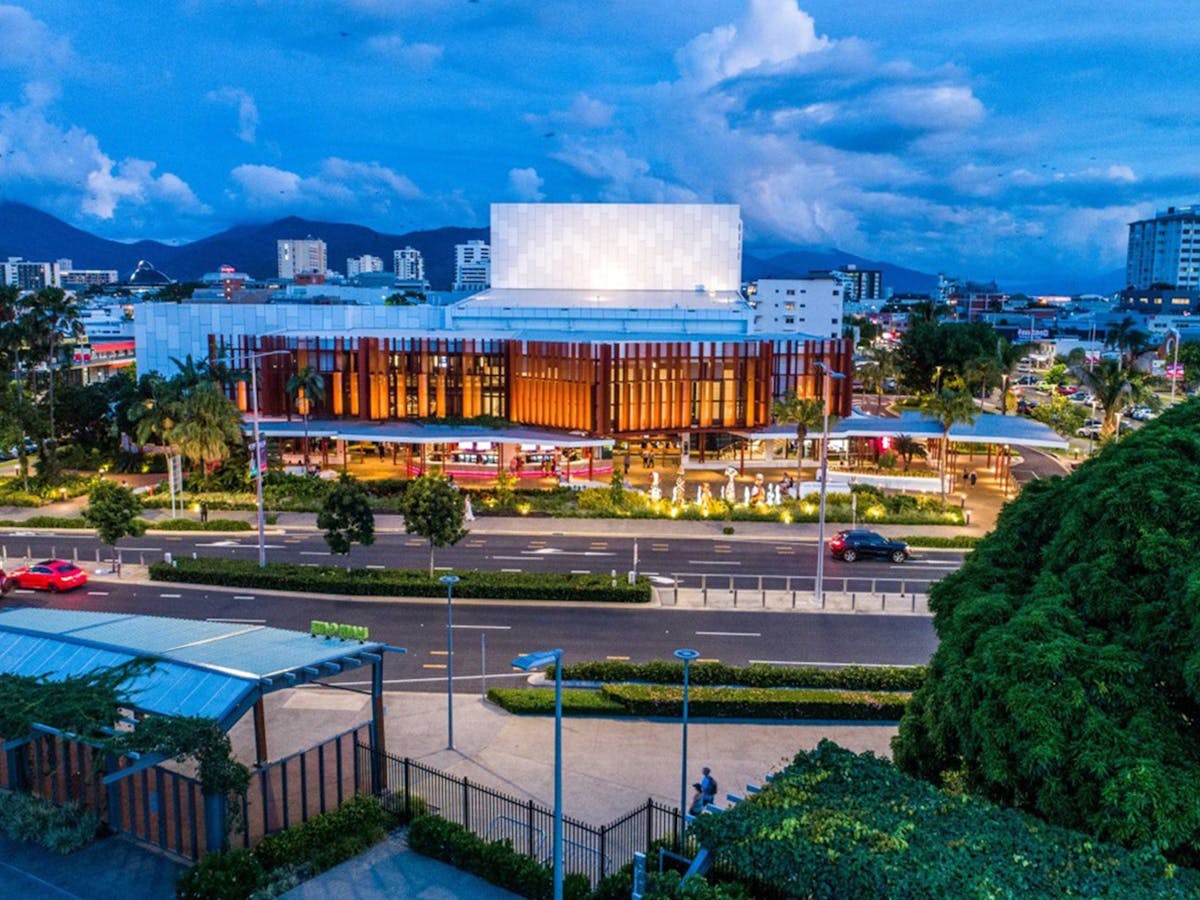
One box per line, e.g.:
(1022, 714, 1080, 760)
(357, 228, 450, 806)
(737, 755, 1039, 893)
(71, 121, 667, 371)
(511, 649, 564, 900)
(813, 362, 846, 605)
(440, 574, 460, 749)
(674, 647, 700, 841)
(245, 348, 293, 569)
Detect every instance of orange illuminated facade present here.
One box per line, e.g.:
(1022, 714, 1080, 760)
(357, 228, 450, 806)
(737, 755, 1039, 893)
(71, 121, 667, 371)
(217, 333, 852, 438)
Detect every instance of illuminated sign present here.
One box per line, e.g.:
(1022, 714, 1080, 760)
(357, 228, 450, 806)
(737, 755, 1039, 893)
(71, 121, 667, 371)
(310, 620, 370, 642)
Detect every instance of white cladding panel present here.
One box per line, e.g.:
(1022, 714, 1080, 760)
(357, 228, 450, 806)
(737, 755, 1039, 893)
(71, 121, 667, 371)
(491, 204, 741, 291)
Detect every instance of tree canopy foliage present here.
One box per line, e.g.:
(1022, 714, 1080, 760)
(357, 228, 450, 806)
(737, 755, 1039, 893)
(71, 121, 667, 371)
(689, 741, 1200, 898)
(400, 475, 467, 576)
(894, 399, 1200, 864)
(317, 476, 376, 555)
(896, 319, 1002, 393)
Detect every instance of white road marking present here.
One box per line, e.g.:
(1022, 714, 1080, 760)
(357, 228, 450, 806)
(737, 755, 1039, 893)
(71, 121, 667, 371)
(120, 546, 163, 552)
(452, 624, 512, 630)
(232, 595, 255, 600)
(688, 560, 741, 566)
(207, 617, 267, 624)
(86, 591, 109, 596)
(365, 564, 385, 570)
(299, 551, 328, 556)
(696, 630, 761, 637)
(500, 567, 523, 573)
(528, 548, 616, 557)
(570, 569, 591, 574)
(159, 593, 181, 598)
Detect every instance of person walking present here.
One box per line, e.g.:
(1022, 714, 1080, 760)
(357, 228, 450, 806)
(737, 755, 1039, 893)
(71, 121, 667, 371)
(199, 500, 208, 524)
(690, 766, 718, 814)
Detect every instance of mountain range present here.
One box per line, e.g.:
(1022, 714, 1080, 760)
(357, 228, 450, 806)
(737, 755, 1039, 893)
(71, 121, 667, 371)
(5, 201, 1124, 295)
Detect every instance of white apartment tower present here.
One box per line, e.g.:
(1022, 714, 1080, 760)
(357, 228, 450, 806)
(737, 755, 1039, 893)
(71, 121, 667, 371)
(1127, 206, 1200, 290)
(453, 240, 490, 292)
(277, 238, 327, 279)
(394, 246, 425, 281)
(749, 277, 843, 339)
(346, 255, 383, 278)
(1, 257, 60, 290)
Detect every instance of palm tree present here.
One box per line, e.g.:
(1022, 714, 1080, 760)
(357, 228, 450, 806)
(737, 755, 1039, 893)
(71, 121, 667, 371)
(0, 285, 31, 489)
(919, 387, 980, 504)
(1105, 316, 1153, 369)
(894, 435, 927, 472)
(21, 287, 83, 459)
(859, 346, 897, 412)
(286, 365, 326, 467)
(169, 381, 243, 476)
(770, 390, 826, 485)
(129, 374, 181, 448)
(1072, 358, 1154, 441)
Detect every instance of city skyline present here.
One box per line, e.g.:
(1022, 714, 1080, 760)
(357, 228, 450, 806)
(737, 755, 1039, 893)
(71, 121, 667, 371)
(0, 1, 1195, 289)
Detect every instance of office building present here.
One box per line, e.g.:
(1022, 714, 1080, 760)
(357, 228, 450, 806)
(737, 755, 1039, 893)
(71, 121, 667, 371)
(452, 240, 490, 292)
(1126, 205, 1200, 290)
(749, 277, 843, 338)
(2, 257, 60, 290)
(277, 238, 327, 280)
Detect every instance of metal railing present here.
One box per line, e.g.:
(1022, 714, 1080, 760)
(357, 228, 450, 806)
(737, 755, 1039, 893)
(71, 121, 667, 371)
(356, 742, 679, 886)
(663, 572, 932, 609)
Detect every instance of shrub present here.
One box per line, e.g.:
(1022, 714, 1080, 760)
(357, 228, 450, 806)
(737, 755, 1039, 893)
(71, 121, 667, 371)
(176, 848, 264, 900)
(149, 558, 651, 603)
(0, 788, 101, 854)
(145, 518, 253, 532)
(897, 534, 980, 549)
(252, 794, 386, 874)
(0, 515, 91, 528)
(487, 688, 629, 715)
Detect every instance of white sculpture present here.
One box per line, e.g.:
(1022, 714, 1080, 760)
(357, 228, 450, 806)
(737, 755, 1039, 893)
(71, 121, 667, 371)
(723, 466, 738, 503)
(649, 470, 662, 502)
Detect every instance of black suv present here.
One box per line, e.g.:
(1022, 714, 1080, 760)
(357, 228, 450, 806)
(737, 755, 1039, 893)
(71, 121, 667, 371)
(829, 529, 910, 563)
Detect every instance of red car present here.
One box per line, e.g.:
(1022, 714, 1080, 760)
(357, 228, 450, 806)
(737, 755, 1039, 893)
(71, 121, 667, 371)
(8, 559, 88, 592)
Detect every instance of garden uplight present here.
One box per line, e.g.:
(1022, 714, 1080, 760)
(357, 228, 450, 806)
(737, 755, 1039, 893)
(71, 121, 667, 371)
(867, 504, 886, 519)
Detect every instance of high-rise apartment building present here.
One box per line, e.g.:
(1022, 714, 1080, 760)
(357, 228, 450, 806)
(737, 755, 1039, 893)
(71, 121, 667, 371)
(452, 240, 490, 292)
(1127, 206, 1200, 290)
(394, 246, 425, 281)
(346, 255, 383, 278)
(277, 238, 327, 280)
(2, 257, 60, 290)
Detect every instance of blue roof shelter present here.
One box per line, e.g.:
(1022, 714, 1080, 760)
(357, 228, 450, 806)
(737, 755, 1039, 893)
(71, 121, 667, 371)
(0, 608, 404, 850)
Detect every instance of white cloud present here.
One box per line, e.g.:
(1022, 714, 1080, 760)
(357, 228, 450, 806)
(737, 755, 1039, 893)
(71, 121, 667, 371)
(507, 167, 544, 201)
(365, 33, 443, 68)
(0, 6, 72, 75)
(206, 87, 260, 143)
(0, 98, 206, 220)
(553, 94, 614, 129)
(675, 0, 831, 90)
(875, 85, 985, 132)
(228, 158, 421, 210)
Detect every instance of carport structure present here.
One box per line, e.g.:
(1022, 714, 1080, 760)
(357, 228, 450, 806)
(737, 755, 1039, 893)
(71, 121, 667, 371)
(0, 608, 404, 851)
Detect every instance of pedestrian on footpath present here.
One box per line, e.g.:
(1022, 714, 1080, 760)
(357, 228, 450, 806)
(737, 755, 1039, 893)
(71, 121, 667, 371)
(199, 500, 208, 524)
(690, 767, 718, 814)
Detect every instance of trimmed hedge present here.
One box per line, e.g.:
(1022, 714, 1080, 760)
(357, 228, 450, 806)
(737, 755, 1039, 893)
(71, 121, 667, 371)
(690, 741, 1200, 899)
(144, 518, 253, 532)
(176, 794, 389, 899)
(897, 534, 980, 549)
(488, 685, 910, 721)
(555, 660, 925, 692)
(149, 557, 651, 603)
(408, 814, 593, 900)
(0, 516, 93, 529)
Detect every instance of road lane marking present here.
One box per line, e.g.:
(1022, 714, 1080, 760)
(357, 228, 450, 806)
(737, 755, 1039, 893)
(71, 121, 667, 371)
(687, 560, 741, 566)
(452, 624, 512, 630)
(299, 551, 328, 556)
(695, 630, 761, 637)
(428, 650, 448, 656)
(434, 566, 453, 571)
(207, 618, 266, 624)
(651, 543, 669, 551)
(422, 664, 447, 670)
(233, 595, 255, 600)
(405, 539, 425, 546)
(713, 546, 732, 553)
(87, 591, 109, 596)
(606, 655, 630, 661)
(160, 593, 181, 598)
(120, 547, 163, 552)
(500, 567, 523, 573)
(14, 589, 33, 595)
(570, 569, 591, 574)
(366, 565, 385, 570)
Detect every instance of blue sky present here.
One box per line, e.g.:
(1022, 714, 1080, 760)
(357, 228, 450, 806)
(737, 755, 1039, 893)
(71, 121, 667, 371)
(0, 1, 1196, 288)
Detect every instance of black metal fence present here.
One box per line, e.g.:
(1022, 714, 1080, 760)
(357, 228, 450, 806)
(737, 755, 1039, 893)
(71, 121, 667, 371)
(356, 741, 679, 886)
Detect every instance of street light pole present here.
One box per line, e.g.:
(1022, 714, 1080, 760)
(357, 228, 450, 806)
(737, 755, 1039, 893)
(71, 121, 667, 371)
(674, 647, 700, 841)
(440, 574, 461, 750)
(813, 362, 846, 606)
(1169, 328, 1181, 403)
(512, 649, 564, 900)
(246, 348, 292, 569)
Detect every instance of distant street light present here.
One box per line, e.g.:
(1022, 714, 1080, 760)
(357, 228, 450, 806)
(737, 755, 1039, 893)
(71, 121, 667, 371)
(440, 574, 461, 750)
(813, 362, 847, 606)
(674, 647, 700, 843)
(245, 348, 292, 568)
(511, 649, 564, 900)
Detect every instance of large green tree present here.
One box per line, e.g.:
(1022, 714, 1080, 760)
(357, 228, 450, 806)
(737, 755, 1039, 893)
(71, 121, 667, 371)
(317, 476, 376, 556)
(82, 481, 144, 566)
(170, 381, 242, 475)
(857, 345, 897, 413)
(400, 475, 467, 577)
(893, 400, 1200, 865)
(22, 287, 84, 463)
(770, 391, 825, 485)
(896, 320, 1002, 394)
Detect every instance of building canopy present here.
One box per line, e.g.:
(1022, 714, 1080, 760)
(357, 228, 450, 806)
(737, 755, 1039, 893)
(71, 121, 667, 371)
(0, 608, 392, 731)
(742, 410, 1069, 450)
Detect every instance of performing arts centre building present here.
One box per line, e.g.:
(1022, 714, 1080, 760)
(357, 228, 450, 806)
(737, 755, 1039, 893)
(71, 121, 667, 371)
(135, 203, 853, 476)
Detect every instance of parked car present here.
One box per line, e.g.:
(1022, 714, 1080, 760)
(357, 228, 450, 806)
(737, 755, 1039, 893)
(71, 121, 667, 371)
(1076, 425, 1101, 439)
(8, 559, 88, 592)
(1016, 375, 1040, 386)
(0, 569, 12, 595)
(1071, 392, 1094, 404)
(829, 529, 910, 563)
(1055, 385, 1079, 396)
(1128, 406, 1156, 421)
